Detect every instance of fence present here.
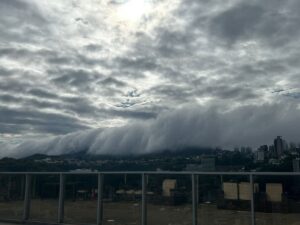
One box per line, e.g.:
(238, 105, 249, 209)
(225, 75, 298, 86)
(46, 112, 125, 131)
(0, 171, 300, 225)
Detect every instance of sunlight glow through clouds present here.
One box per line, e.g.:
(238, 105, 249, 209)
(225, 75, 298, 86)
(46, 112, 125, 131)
(115, 0, 152, 23)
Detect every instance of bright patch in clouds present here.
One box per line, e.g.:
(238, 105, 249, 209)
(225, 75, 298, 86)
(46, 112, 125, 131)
(116, 0, 152, 23)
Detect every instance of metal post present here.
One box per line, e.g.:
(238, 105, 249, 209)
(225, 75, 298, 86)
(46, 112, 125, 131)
(141, 173, 147, 225)
(192, 174, 198, 225)
(58, 174, 65, 223)
(97, 174, 104, 225)
(7, 176, 12, 200)
(250, 174, 255, 225)
(220, 175, 224, 190)
(21, 175, 25, 200)
(23, 174, 31, 221)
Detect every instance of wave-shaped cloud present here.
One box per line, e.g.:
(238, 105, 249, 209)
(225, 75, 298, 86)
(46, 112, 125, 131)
(2, 103, 300, 158)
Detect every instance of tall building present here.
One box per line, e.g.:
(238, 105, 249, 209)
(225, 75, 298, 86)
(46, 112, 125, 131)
(268, 145, 276, 158)
(293, 159, 300, 172)
(274, 136, 284, 158)
(258, 145, 268, 152)
(256, 151, 265, 162)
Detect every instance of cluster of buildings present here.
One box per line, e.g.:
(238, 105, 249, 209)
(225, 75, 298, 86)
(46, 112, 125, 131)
(184, 156, 216, 172)
(255, 136, 300, 170)
(255, 136, 288, 161)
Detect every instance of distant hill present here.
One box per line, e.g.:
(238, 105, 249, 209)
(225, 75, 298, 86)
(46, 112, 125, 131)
(20, 146, 219, 160)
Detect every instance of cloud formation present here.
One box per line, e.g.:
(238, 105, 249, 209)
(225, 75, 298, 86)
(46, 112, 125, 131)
(3, 103, 300, 158)
(1, 0, 300, 157)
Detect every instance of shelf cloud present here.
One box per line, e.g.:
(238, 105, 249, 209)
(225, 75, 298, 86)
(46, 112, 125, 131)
(3, 103, 300, 158)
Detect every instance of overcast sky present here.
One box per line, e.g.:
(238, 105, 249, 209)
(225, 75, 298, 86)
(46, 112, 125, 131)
(1, 0, 300, 157)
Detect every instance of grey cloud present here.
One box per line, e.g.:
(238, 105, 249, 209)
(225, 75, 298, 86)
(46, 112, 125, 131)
(0, 78, 28, 93)
(207, 0, 300, 47)
(155, 30, 195, 58)
(149, 85, 192, 102)
(0, 105, 90, 135)
(283, 92, 300, 99)
(199, 85, 259, 101)
(0, 0, 47, 44)
(0, 47, 55, 65)
(75, 17, 89, 25)
(115, 99, 137, 108)
(63, 98, 100, 116)
(99, 77, 127, 87)
(116, 56, 158, 73)
(0, 0, 45, 24)
(50, 69, 102, 89)
(0, 94, 22, 103)
(1, 0, 300, 157)
(2, 92, 101, 119)
(125, 89, 141, 98)
(209, 3, 264, 44)
(3, 103, 300, 158)
(47, 56, 75, 65)
(84, 44, 103, 52)
(28, 88, 59, 100)
(108, 109, 157, 120)
(44, 49, 104, 68)
(0, 67, 16, 77)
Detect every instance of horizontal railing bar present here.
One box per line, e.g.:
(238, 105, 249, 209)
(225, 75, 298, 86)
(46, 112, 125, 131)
(0, 218, 23, 224)
(0, 171, 300, 176)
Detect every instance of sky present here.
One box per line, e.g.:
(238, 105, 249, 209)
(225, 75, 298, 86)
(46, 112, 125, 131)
(1, 0, 300, 157)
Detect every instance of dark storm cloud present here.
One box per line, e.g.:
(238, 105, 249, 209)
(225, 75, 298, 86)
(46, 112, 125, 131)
(209, 3, 264, 44)
(0, 91, 149, 132)
(2, 92, 101, 119)
(0, 106, 90, 135)
(207, 0, 300, 47)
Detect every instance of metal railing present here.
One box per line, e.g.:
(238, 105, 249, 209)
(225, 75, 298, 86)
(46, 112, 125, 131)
(1, 171, 300, 225)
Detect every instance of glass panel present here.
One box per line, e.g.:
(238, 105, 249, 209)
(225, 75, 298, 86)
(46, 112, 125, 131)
(254, 175, 300, 225)
(30, 174, 59, 222)
(198, 175, 251, 225)
(0, 174, 25, 220)
(103, 174, 141, 225)
(147, 174, 192, 225)
(64, 174, 97, 224)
